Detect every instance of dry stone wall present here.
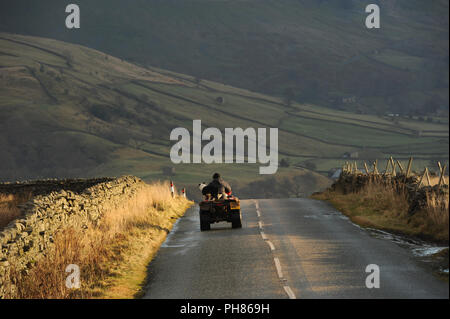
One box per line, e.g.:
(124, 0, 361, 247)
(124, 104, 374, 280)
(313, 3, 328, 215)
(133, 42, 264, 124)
(0, 176, 146, 298)
(0, 178, 114, 197)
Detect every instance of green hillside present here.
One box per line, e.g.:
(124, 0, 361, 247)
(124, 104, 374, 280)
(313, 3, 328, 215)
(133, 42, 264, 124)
(0, 0, 448, 116)
(0, 33, 448, 197)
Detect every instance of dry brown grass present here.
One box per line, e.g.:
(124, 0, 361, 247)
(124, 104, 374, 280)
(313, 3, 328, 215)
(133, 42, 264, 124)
(312, 180, 449, 243)
(9, 181, 192, 299)
(423, 191, 449, 238)
(359, 181, 410, 218)
(0, 192, 33, 230)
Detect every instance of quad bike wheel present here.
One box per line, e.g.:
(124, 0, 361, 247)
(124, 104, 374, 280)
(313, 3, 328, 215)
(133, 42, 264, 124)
(231, 210, 242, 229)
(200, 210, 211, 231)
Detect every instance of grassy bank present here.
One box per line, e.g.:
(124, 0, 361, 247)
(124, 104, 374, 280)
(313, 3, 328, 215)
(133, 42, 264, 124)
(10, 181, 192, 299)
(312, 181, 449, 243)
(0, 192, 32, 230)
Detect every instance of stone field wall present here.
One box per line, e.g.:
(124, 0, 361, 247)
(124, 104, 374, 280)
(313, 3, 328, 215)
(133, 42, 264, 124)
(0, 176, 146, 298)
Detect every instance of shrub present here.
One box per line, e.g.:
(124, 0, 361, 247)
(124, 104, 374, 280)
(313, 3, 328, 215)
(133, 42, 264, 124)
(280, 158, 290, 168)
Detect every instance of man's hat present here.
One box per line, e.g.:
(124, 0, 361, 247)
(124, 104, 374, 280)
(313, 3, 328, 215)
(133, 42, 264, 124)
(213, 173, 221, 179)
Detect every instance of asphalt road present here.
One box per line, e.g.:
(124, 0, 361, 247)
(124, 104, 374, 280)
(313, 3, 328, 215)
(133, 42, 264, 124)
(143, 198, 449, 299)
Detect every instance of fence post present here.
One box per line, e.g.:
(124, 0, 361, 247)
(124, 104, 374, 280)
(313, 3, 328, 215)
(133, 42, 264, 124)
(396, 160, 404, 174)
(406, 157, 413, 178)
(417, 168, 426, 189)
(425, 167, 431, 186)
(390, 157, 397, 177)
(438, 163, 447, 189)
(170, 181, 175, 198)
(384, 159, 390, 176)
(364, 162, 370, 175)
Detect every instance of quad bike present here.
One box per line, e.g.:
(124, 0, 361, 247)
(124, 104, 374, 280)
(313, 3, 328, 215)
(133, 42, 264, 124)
(198, 195, 242, 231)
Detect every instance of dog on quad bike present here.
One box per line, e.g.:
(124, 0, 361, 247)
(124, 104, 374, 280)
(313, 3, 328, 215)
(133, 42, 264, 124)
(198, 182, 232, 200)
(199, 173, 232, 200)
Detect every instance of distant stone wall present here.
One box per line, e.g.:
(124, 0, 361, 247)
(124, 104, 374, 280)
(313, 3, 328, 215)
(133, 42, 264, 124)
(0, 176, 146, 298)
(0, 177, 114, 197)
(331, 172, 419, 194)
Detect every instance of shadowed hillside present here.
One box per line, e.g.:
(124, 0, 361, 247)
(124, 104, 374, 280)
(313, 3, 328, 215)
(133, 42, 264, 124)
(0, 0, 448, 115)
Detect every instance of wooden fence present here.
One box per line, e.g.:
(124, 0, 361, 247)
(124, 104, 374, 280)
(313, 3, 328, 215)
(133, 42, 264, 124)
(342, 157, 449, 190)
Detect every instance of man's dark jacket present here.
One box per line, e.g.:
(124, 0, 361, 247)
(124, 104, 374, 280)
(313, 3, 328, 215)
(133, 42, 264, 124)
(202, 178, 232, 197)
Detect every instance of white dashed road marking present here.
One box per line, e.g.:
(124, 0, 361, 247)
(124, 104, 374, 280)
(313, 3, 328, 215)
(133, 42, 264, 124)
(273, 257, 284, 279)
(255, 200, 297, 299)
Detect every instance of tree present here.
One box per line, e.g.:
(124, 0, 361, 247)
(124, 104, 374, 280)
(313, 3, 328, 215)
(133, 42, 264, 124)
(283, 88, 295, 107)
(304, 161, 317, 171)
(280, 158, 290, 168)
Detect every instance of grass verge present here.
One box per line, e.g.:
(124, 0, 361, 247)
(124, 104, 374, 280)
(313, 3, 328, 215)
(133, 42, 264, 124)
(0, 192, 33, 230)
(10, 181, 193, 299)
(431, 248, 449, 281)
(311, 181, 449, 244)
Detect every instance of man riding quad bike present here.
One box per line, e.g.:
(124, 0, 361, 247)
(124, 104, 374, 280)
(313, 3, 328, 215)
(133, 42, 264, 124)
(198, 173, 242, 231)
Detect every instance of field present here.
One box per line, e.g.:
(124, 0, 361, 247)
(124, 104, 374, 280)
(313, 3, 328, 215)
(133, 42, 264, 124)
(0, 32, 448, 195)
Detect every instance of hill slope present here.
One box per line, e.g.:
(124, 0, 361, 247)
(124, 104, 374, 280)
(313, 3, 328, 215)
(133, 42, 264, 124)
(0, 33, 448, 196)
(0, 0, 448, 115)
